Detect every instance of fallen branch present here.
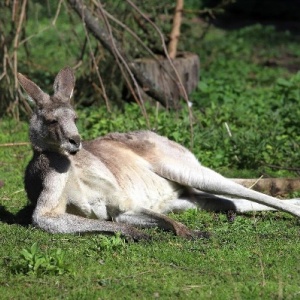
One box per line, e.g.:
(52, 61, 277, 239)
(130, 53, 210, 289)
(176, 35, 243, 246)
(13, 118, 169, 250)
(232, 178, 300, 197)
(0, 142, 30, 147)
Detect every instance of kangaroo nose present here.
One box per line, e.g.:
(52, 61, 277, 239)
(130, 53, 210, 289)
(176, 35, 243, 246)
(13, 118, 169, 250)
(69, 136, 81, 147)
(69, 136, 81, 153)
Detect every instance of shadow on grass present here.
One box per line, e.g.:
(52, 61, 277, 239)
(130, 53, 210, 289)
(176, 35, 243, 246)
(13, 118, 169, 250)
(0, 205, 34, 226)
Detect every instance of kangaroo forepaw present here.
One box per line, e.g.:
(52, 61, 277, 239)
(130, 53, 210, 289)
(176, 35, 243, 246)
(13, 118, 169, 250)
(191, 230, 210, 239)
(175, 225, 210, 240)
(123, 228, 151, 242)
(180, 230, 210, 240)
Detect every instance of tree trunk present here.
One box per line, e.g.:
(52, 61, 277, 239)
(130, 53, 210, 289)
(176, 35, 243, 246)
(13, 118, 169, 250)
(168, 0, 184, 59)
(134, 52, 199, 109)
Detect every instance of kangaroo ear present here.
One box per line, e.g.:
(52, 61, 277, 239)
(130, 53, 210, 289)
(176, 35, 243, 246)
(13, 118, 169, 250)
(53, 67, 75, 102)
(17, 73, 50, 107)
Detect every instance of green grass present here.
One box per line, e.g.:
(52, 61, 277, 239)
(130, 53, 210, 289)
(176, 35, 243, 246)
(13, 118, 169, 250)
(2, 20, 300, 299)
(1, 207, 300, 299)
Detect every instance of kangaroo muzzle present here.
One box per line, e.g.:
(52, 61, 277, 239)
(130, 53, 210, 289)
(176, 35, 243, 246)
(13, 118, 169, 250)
(65, 135, 82, 154)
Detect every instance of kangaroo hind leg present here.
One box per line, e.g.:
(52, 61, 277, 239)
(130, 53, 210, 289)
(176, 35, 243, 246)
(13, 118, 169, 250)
(115, 208, 209, 239)
(151, 140, 300, 217)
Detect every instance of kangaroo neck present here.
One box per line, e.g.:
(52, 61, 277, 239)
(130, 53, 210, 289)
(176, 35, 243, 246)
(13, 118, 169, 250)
(33, 149, 72, 174)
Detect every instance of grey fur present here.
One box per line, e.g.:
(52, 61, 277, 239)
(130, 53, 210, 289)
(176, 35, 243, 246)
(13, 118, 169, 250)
(18, 67, 300, 240)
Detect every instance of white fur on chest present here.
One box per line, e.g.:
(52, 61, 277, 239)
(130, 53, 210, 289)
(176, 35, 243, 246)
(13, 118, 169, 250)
(64, 150, 182, 219)
(65, 152, 119, 220)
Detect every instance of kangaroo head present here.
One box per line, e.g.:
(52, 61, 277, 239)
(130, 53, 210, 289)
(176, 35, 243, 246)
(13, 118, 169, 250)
(18, 67, 82, 155)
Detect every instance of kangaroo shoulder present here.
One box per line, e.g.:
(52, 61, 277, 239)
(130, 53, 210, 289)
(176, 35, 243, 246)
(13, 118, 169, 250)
(25, 152, 71, 204)
(25, 153, 50, 205)
(83, 130, 156, 155)
(26, 153, 50, 180)
(101, 130, 156, 143)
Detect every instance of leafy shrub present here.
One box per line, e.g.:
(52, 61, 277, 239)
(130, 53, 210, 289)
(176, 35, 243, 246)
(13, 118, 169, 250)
(92, 233, 126, 252)
(83, 233, 127, 259)
(77, 69, 300, 176)
(12, 243, 71, 277)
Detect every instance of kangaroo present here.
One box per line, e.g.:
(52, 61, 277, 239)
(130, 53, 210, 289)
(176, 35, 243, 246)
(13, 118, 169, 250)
(18, 67, 300, 240)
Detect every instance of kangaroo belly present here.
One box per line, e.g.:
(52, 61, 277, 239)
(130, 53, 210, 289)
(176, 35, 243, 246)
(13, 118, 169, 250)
(89, 141, 184, 213)
(115, 164, 182, 213)
(65, 147, 182, 219)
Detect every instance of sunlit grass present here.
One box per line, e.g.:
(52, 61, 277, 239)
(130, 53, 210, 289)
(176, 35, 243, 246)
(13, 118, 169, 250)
(1, 21, 300, 299)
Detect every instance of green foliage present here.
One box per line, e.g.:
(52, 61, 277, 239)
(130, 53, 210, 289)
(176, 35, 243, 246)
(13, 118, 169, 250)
(1, 19, 300, 300)
(12, 243, 71, 277)
(193, 71, 300, 172)
(77, 68, 300, 176)
(89, 233, 127, 253)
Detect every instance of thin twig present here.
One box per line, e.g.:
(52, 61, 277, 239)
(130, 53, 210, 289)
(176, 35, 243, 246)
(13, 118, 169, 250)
(264, 164, 300, 172)
(98, 1, 150, 124)
(0, 142, 30, 147)
(184, 0, 236, 18)
(12, 0, 27, 120)
(249, 175, 264, 189)
(52, 0, 64, 26)
(0, 41, 8, 81)
(224, 122, 232, 137)
(80, 7, 111, 112)
(12, 189, 25, 194)
(13, 0, 27, 84)
(19, 0, 64, 46)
